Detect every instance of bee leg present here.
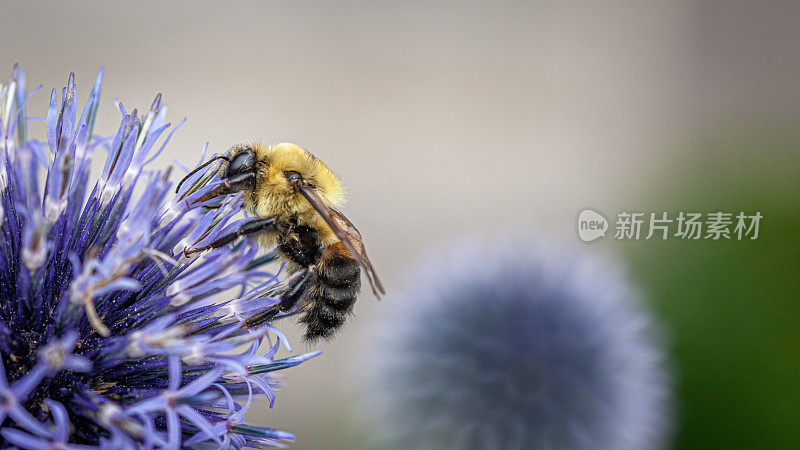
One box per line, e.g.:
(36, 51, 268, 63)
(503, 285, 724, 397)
(243, 304, 281, 328)
(192, 171, 256, 203)
(184, 217, 277, 256)
(278, 267, 316, 311)
(244, 268, 316, 328)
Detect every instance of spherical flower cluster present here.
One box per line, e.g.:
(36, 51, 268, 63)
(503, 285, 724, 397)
(0, 66, 317, 448)
(366, 238, 672, 450)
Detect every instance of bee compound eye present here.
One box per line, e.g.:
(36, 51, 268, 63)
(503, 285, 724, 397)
(284, 171, 302, 182)
(225, 150, 255, 179)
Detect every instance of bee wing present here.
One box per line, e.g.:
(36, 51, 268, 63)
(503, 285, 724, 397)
(329, 208, 386, 298)
(292, 178, 386, 298)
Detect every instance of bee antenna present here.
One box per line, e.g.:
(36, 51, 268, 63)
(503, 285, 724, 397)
(175, 155, 230, 194)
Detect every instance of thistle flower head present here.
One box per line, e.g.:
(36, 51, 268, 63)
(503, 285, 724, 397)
(0, 66, 318, 448)
(367, 238, 672, 450)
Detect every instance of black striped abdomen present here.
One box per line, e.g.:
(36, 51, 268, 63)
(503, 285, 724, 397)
(300, 248, 361, 341)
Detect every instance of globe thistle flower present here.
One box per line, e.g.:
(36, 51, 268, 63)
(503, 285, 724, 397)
(366, 238, 672, 450)
(0, 66, 319, 448)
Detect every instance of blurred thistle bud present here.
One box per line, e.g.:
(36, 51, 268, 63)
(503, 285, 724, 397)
(365, 238, 672, 450)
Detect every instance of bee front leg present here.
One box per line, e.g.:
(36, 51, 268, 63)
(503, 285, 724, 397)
(184, 217, 277, 256)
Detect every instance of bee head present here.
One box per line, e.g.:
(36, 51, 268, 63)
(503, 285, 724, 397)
(224, 148, 256, 181)
(218, 143, 344, 219)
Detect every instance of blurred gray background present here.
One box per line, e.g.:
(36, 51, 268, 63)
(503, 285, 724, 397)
(2, 1, 798, 448)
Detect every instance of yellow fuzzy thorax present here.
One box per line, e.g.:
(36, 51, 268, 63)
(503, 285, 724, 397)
(236, 143, 345, 235)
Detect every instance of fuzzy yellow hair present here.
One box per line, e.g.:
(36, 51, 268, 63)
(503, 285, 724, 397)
(234, 143, 345, 242)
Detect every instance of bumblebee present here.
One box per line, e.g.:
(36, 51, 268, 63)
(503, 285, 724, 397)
(178, 143, 384, 341)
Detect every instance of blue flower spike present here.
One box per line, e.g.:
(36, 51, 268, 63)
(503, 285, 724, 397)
(0, 68, 319, 448)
